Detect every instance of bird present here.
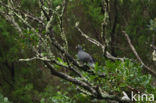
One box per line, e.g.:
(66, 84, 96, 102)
(76, 45, 95, 68)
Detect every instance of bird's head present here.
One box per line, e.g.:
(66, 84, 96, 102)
(76, 45, 83, 51)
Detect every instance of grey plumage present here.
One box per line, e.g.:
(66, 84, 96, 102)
(77, 45, 95, 67)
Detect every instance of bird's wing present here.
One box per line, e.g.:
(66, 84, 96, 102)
(78, 51, 94, 63)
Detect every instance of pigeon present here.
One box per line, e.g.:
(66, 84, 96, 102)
(76, 45, 95, 68)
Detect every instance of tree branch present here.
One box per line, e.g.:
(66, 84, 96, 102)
(44, 61, 97, 95)
(122, 31, 156, 77)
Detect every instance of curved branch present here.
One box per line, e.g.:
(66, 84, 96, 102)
(122, 31, 156, 77)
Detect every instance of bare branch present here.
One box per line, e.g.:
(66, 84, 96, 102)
(19, 57, 51, 62)
(19, 55, 83, 78)
(122, 31, 156, 76)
